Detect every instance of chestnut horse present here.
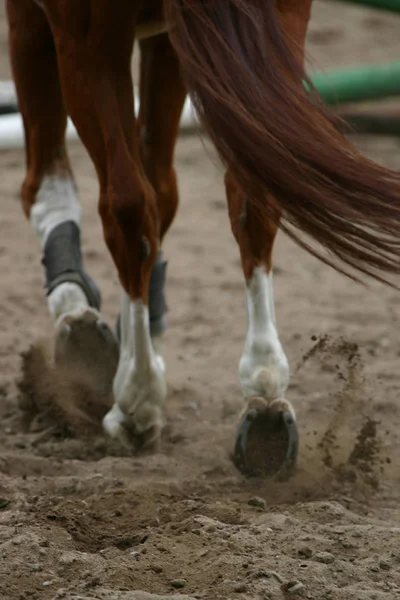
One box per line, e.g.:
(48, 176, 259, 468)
(6, 0, 400, 477)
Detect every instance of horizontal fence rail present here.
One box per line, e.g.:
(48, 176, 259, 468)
(1, 32, 400, 148)
(340, 111, 400, 135)
(311, 60, 400, 104)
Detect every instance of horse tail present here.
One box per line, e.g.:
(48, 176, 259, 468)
(166, 0, 400, 283)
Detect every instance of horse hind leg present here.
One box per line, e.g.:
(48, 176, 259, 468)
(223, 5, 311, 478)
(6, 0, 119, 392)
(225, 171, 298, 479)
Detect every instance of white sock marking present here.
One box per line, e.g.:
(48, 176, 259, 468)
(30, 174, 89, 318)
(239, 267, 289, 399)
(103, 288, 166, 441)
(30, 174, 82, 248)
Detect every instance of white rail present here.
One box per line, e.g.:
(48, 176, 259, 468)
(0, 81, 199, 150)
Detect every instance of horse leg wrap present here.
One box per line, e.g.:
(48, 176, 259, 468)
(115, 250, 168, 340)
(148, 250, 168, 337)
(42, 221, 101, 310)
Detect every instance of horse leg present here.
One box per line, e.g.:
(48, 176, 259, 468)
(225, 172, 297, 478)
(6, 0, 118, 390)
(137, 32, 186, 350)
(223, 1, 312, 479)
(108, 32, 186, 444)
(44, 0, 167, 447)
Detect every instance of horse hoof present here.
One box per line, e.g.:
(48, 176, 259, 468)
(233, 397, 298, 479)
(54, 308, 119, 395)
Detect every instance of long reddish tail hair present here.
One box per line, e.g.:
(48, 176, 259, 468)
(165, 0, 400, 283)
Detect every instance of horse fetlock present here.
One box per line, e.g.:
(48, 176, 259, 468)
(114, 358, 166, 416)
(237, 266, 290, 400)
(107, 291, 167, 448)
(239, 351, 289, 400)
(48, 282, 89, 321)
(104, 362, 166, 448)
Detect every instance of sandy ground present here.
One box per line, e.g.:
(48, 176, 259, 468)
(1, 2, 400, 600)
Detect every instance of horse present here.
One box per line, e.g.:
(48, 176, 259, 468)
(6, 0, 400, 478)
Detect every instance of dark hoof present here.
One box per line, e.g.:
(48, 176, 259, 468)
(233, 397, 298, 479)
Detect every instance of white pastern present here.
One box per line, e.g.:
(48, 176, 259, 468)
(48, 282, 89, 321)
(239, 267, 289, 400)
(30, 174, 89, 318)
(103, 289, 167, 444)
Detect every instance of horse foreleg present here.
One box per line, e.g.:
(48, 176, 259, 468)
(46, 0, 166, 447)
(6, 0, 118, 391)
(137, 32, 186, 350)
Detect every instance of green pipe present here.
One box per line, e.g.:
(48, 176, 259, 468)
(325, 0, 400, 13)
(309, 61, 400, 104)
